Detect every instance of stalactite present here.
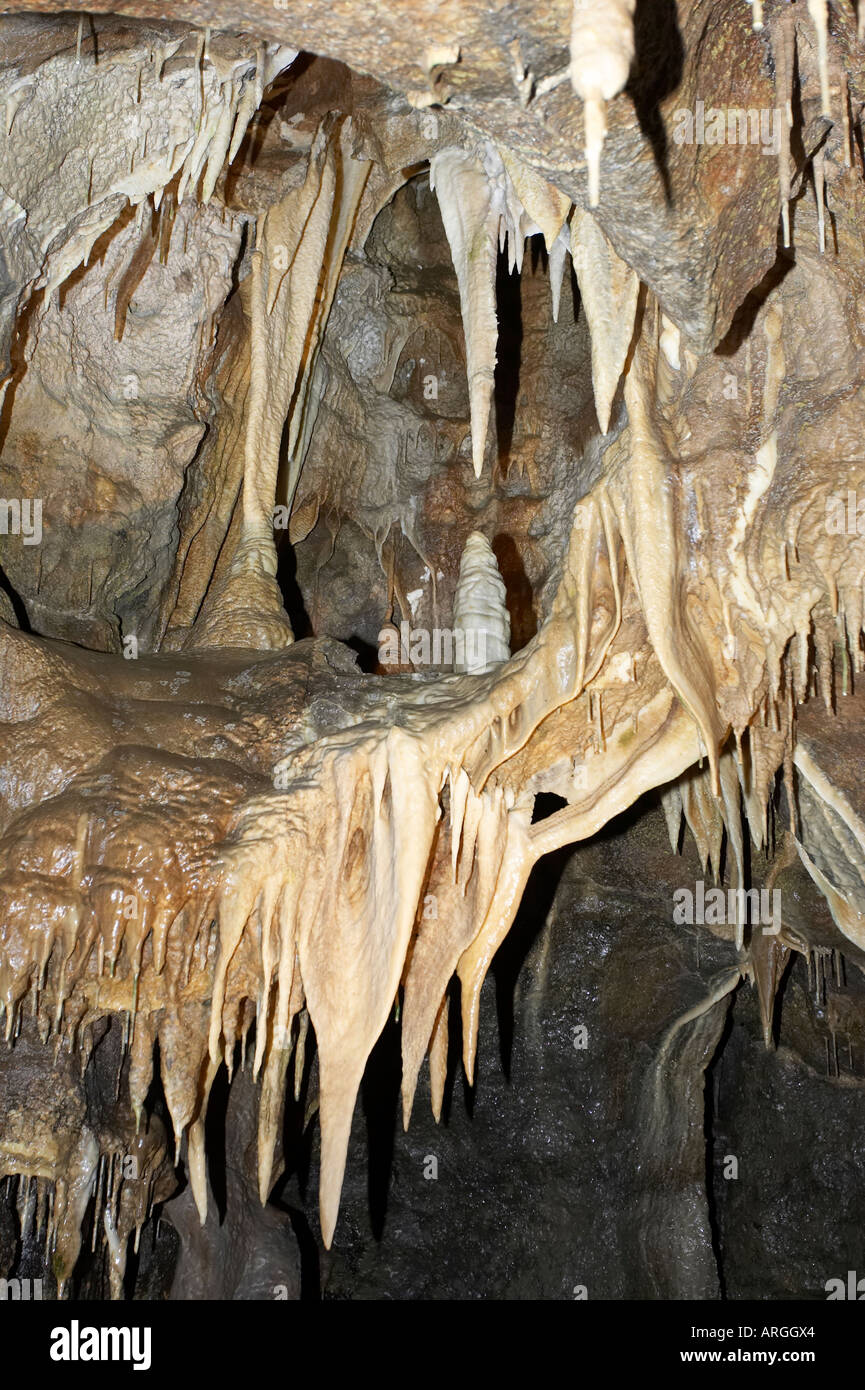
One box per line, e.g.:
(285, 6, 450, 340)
(567, 0, 637, 206)
(189, 116, 370, 650)
(771, 9, 795, 248)
(570, 208, 640, 433)
(430, 149, 499, 478)
(806, 0, 832, 119)
(548, 223, 570, 322)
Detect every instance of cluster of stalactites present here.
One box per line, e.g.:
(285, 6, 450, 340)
(430, 143, 639, 474)
(768, 0, 856, 255)
(0, 1124, 168, 1298)
(3, 24, 297, 306)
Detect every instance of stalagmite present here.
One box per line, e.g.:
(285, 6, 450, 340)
(452, 532, 512, 675)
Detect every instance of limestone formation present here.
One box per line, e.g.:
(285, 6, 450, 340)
(0, 0, 864, 1306)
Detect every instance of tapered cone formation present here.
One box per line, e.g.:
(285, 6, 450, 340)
(432, 144, 640, 468)
(429, 149, 499, 479)
(568, 0, 637, 206)
(453, 532, 511, 674)
(571, 209, 640, 433)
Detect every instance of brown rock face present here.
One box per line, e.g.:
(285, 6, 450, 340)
(1, 1, 864, 1304)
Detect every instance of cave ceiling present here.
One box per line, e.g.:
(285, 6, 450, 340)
(0, 0, 864, 1306)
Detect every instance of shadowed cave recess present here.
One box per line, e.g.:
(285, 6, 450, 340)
(0, 0, 864, 1305)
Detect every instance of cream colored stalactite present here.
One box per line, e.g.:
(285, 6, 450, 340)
(211, 727, 445, 1247)
(282, 127, 371, 482)
(432, 146, 575, 466)
(660, 781, 684, 853)
(718, 750, 747, 918)
(568, 0, 637, 207)
(294, 731, 440, 1248)
(548, 224, 571, 322)
(771, 10, 795, 248)
(736, 722, 788, 852)
(256, 897, 304, 1204)
(243, 123, 339, 527)
(496, 150, 574, 321)
(498, 147, 572, 256)
(570, 208, 640, 434)
(806, 0, 832, 118)
(680, 765, 726, 882)
(430, 148, 499, 478)
(54, 1132, 100, 1296)
(456, 806, 535, 1080)
(188, 1054, 220, 1223)
(401, 779, 512, 1123)
(452, 532, 511, 674)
